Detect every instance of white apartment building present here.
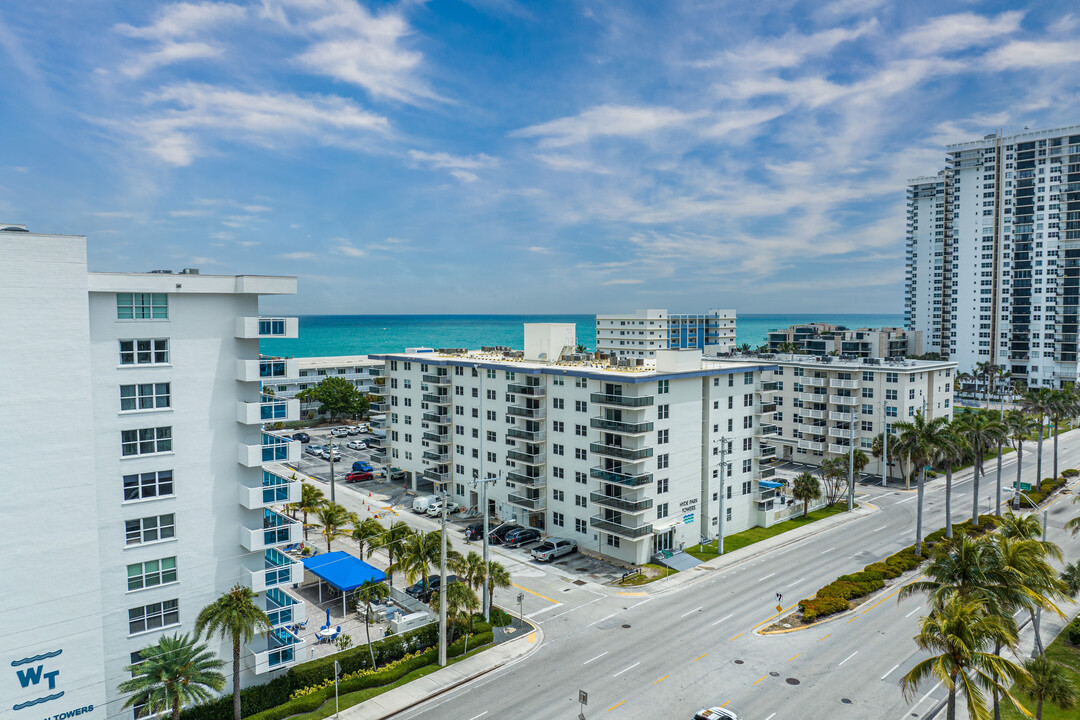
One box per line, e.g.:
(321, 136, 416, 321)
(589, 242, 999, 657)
(765, 323, 923, 358)
(2, 226, 305, 720)
(728, 354, 956, 477)
(269, 355, 383, 419)
(373, 324, 778, 566)
(906, 125, 1080, 388)
(595, 308, 737, 358)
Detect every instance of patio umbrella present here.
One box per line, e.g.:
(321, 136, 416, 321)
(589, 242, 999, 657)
(325, 607, 330, 628)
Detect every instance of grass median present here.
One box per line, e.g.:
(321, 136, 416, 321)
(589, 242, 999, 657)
(686, 503, 850, 561)
(1001, 629, 1080, 720)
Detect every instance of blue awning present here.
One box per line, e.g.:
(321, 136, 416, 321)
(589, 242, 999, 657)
(302, 551, 386, 592)
(759, 480, 784, 489)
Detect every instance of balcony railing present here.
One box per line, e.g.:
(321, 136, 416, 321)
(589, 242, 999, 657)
(802, 377, 827, 387)
(507, 427, 544, 441)
(797, 423, 825, 435)
(590, 442, 653, 461)
(239, 434, 300, 467)
(241, 510, 301, 551)
(828, 443, 850, 455)
(506, 470, 545, 486)
(369, 401, 389, 412)
(798, 440, 825, 452)
(802, 409, 826, 419)
(508, 382, 545, 396)
(590, 467, 653, 486)
(422, 393, 451, 405)
(798, 392, 823, 403)
(422, 374, 450, 385)
(758, 466, 776, 480)
(590, 417, 654, 434)
(237, 398, 300, 425)
(760, 445, 777, 459)
(245, 548, 303, 593)
(757, 424, 779, 436)
(829, 411, 854, 422)
(590, 392, 654, 407)
(757, 381, 779, 393)
(754, 402, 777, 415)
(589, 492, 653, 513)
(422, 412, 451, 424)
(830, 395, 859, 406)
(422, 430, 449, 442)
(507, 449, 545, 464)
(423, 469, 449, 484)
(239, 470, 301, 509)
(508, 405, 545, 419)
(251, 629, 303, 675)
(590, 515, 653, 539)
(422, 450, 450, 462)
(828, 427, 853, 439)
(507, 493, 546, 510)
(237, 357, 299, 383)
(237, 317, 299, 339)
(830, 378, 859, 389)
(265, 587, 305, 628)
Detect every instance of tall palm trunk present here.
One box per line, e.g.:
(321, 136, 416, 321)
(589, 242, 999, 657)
(945, 461, 953, 539)
(1036, 413, 1044, 491)
(387, 548, 395, 588)
(1015, 440, 1024, 508)
(947, 685, 956, 720)
(1030, 609, 1044, 655)
(993, 639, 1003, 720)
(971, 451, 982, 526)
(915, 467, 926, 556)
(995, 441, 1003, 518)
(232, 635, 242, 720)
(365, 602, 376, 669)
(1052, 417, 1060, 481)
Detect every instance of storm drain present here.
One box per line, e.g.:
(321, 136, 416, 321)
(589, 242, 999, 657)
(573, 580, 586, 586)
(841, 698, 852, 704)
(786, 678, 800, 685)
(734, 660, 744, 665)
(770, 672, 780, 677)
(622, 624, 631, 629)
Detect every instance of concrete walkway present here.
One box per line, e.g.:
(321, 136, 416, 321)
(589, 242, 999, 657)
(340, 624, 543, 720)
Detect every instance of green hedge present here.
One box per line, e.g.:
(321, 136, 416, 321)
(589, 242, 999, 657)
(1014, 477, 1066, 508)
(1067, 615, 1080, 646)
(1062, 468, 1079, 478)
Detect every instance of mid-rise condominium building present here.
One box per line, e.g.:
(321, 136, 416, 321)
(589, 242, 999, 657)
(595, 308, 736, 358)
(2, 225, 305, 720)
(905, 125, 1080, 387)
(373, 324, 779, 566)
(765, 323, 923, 358)
(720, 353, 956, 476)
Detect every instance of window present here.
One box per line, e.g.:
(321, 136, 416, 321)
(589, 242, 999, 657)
(726, 507, 732, 521)
(120, 383, 171, 411)
(553, 511, 565, 527)
(128, 599, 179, 634)
(574, 471, 587, 484)
(742, 459, 752, 472)
(657, 453, 669, 469)
(552, 398, 565, 410)
(575, 400, 588, 412)
(861, 387, 874, 398)
(121, 427, 172, 456)
(125, 514, 175, 545)
(657, 429, 669, 444)
(575, 448, 587, 460)
(553, 443, 564, 456)
(575, 518, 587, 533)
(119, 339, 169, 365)
(742, 480, 751, 495)
(123, 470, 174, 501)
(487, 451, 497, 462)
(886, 389, 898, 401)
(487, 431, 497, 442)
(886, 372, 898, 383)
(862, 371, 874, 382)
(553, 489, 565, 501)
(861, 420, 873, 432)
(127, 557, 177, 591)
(553, 421, 565, 432)
(886, 406, 898, 418)
(656, 502, 669, 519)
(607, 535, 621, 548)
(575, 377, 587, 388)
(657, 477, 669, 493)
(487, 389, 497, 400)
(575, 424, 588, 436)
(117, 293, 168, 320)
(575, 495, 587, 508)
(472, 408, 479, 418)
(657, 380, 669, 394)
(657, 404, 669, 420)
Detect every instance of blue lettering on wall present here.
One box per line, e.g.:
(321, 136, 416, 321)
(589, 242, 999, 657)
(11, 649, 64, 712)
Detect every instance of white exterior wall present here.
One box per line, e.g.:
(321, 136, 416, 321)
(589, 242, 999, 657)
(906, 175, 946, 352)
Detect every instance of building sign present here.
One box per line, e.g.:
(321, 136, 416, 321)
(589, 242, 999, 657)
(12, 649, 65, 711)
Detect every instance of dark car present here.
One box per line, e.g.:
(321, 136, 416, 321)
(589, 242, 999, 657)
(352, 461, 374, 473)
(464, 522, 485, 541)
(405, 574, 460, 602)
(292, 432, 310, 443)
(503, 528, 542, 547)
(489, 523, 522, 545)
(345, 471, 373, 483)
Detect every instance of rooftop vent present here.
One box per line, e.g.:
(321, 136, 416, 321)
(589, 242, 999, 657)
(1, 223, 29, 232)
(180, 268, 200, 275)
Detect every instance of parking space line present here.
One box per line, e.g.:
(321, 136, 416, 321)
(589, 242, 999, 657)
(511, 582, 559, 605)
(838, 651, 858, 666)
(881, 663, 900, 680)
(608, 700, 626, 712)
(712, 613, 733, 626)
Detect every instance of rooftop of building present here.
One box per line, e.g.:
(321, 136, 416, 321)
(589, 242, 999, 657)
(87, 269, 297, 295)
(297, 355, 383, 369)
(718, 352, 955, 371)
(944, 124, 1080, 152)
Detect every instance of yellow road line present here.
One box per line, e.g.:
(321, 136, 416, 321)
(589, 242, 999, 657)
(752, 603, 799, 630)
(859, 573, 925, 615)
(819, 633, 831, 641)
(616, 591, 648, 596)
(847, 616, 858, 624)
(721, 701, 732, 708)
(789, 653, 801, 662)
(608, 700, 626, 712)
(654, 675, 668, 684)
(729, 633, 743, 641)
(753, 674, 768, 686)
(694, 653, 708, 662)
(511, 582, 559, 605)
(527, 632, 537, 644)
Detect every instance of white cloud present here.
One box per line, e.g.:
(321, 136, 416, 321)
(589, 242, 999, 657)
(534, 154, 611, 174)
(211, 231, 235, 240)
(280, 251, 315, 259)
(332, 239, 364, 257)
(242, 204, 272, 212)
(169, 208, 211, 217)
(450, 170, 479, 183)
(695, 20, 877, 70)
(408, 150, 498, 169)
(91, 211, 138, 218)
(984, 40, 1080, 69)
(114, 2, 247, 76)
(526, 246, 551, 254)
(119, 41, 223, 78)
(237, 240, 261, 247)
(899, 11, 1024, 54)
(512, 105, 702, 147)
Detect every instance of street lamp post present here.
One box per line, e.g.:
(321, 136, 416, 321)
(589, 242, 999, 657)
(437, 488, 448, 666)
(471, 471, 499, 621)
(881, 400, 889, 487)
(715, 436, 729, 555)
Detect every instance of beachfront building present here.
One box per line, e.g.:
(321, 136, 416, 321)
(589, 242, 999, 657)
(905, 125, 1080, 388)
(373, 324, 779, 566)
(716, 353, 956, 477)
(270, 355, 384, 419)
(595, 308, 737, 358)
(2, 224, 304, 720)
(765, 323, 924, 358)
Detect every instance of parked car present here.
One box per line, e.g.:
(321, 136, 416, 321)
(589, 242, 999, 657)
(412, 495, 437, 513)
(346, 440, 367, 450)
(387, 467, 406, 481)
(405, 574, 460, 602)
(345, 471, 373, 483)
(331, 427, 350, 437)
(488, 523, 522, 545)
(353, 460, 374, 473)
(464, 522, 485, 541)
(321, 449, 342, 462)
(693, 708, 738, 720)
(291, 432, 310, 443)
(503, 528, 542, 547)
(321, 443, 339, 451)
(346, 426, 361, 436)
(425, 500, 459, 517)
(531, 538, 577, 562)
(305, 444, 321, 456)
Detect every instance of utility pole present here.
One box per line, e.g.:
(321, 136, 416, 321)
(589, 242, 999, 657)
(437, 488, 448, 666)
(881, 400, 889, 488)
(472, 471, 499, 621)
(328, 437, 336, 503)
(717, 436, 728, 555)
(847, 418, 856, 512)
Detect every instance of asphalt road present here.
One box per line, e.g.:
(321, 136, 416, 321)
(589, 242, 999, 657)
(380, 431, 1080, 720)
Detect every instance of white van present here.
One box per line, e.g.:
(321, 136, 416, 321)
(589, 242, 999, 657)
(412, 495, 437, 514)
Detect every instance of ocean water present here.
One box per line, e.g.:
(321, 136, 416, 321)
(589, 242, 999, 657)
(260, 313, 906, 358)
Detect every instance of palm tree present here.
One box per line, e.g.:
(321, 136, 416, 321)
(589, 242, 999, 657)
(976, 360, 995, 407)
(194, 586, 272, 720)
(938, 422, 968, 539)
(355, 579, 390, 669)
(485, 560, 512, 613)
(297, 483, 326, 542)
(791, 472, 821, 518)
(453, 550, 487, 597)
(1048, 388, 1077, 481)
(1060, 560, 1080, 597)
(900, 595, 1029, 720)
(315, 502, 357, 553)
(1019, 388, 1056, 491)
(119, 633, 226, 720)
(351, 517, 384, 557)
(899, 534, 999, 607)
(894, 412, 951, 556)
(430, 581, 480, 641)
(1006, 411, 1038, 508)
(370, 521, 413, 588)
(737, 342, 751, 354)
(957, 412, 1008, 527)
(389, 530, 442, 596)
(1019, 655, 1077, 720)
(992, 535, 1068, 657)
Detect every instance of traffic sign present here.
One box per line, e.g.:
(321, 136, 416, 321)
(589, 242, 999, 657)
(579, 690, 588, 706)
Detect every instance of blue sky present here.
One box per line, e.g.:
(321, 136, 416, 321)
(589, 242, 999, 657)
(3, 1, 1080, 315)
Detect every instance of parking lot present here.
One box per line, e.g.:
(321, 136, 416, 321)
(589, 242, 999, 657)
(288, 425, 400, 487)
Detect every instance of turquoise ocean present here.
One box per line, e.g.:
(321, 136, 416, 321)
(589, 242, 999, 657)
(260, 313, 905, 359)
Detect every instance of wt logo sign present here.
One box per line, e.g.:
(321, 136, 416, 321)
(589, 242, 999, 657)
(11, 649, 64, 711)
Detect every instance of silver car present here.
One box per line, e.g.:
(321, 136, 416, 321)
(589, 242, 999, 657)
(531, 538, 577, 562)
(694, 708, 738, 720)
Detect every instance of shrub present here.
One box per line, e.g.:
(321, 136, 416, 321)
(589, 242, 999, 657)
(864, 561, 900, 579)
(798, 596, 849, 622)
(1067, 615, 1080, 646)
(449, 631, 494, 657)
(488, 607, 513, 627)
(1062, 468, 1079, 478)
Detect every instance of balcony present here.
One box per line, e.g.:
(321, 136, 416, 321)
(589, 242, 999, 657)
(422, 412, 451, 425)
(798, 392, 823, 403)
(828, 443, 850, 454)
(369, 401, 389, 413)
(797, 423, 825, 435)
(237, 398, 300, 425)
(760, 445, 777, 459)
(798, 440, 825, 452)
(507, 448, 545, 464)
(758, 466, 776, 480)
(422, 393, 451, 405)
(590, 392, 654, 407)
(508, 405, 546, 419)
(757, 381, 779, 393)
(754, 487, 779, 504)
(239, 469, 301, 509)
(506, 470, 545, 486)
(422, 469, 449, 484)
(590, 417, 654, 434)
(422, 430, 449, 442)
(238, 357, 299, 383)
(590, 467, 653, 487)
(236, 317, 299, 339)
(245, 548, 303, 593)
(803, 409, 826, 419)
(829, 411, 854, 422)
(590, 442, 653, 461)
(830, 378, 859, 389)
(589, 492, 653, 513)
(508, 381, 545, 396)
(802, 377, 827, 387)
(422, 449, 450, 462)
(829, 427, 853, 439)
(507, 426, 544, 441)
(239, 434, 300, 467)
(507, 493, 546, 510)
(241, 509, 301, 551)
(264, 587, 305, 629)
(422, 374, 450, 385)
(754, 402, 777, 415)
(590, 515, 653, 539)
(756, 424, 779, 436)
(830, 395, 859, 406)
(250, 629, 303, 675)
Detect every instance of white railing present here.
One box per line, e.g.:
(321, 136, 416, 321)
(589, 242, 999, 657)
(830, 378, 859, 389)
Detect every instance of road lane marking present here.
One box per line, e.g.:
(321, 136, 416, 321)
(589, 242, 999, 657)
(588, 613, 618, 627)
(757, 572, 776, 582)
(820, 547, 836, 554)
(819, 633, 831, 641)
(694, 653, 709, 662)
(753, 674, 769, 685)
(681, 607, 703, 617)
(894, 496, 918, 504)
(583, 651, 609, 665)
(847, 616, 858, 624)
(881, 663, 900, 680)
(787, 577, 805, 588)
(721, 701, 732, 708)
(764, 714, 776, 720)
(729, 633, 743, 641)
(608, 700, 626, 712)
(613, 662, 640, 677)
(544, 595, 604, 621)
(526, 602, 564, 618)
(468, 714, 488, 720)
(752, 603, 798, 629)
(789, 653, 801, 662)
(511, 582, 558, 604)
(838, 651, 858, 666)
(905, 606, 922, 618)
(873, 525, 887, 532)
(654, 675, 668, 684)
(616, 591, 647, 596)
(860, 573, 926, 615)
(712, 613, 734, 626)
